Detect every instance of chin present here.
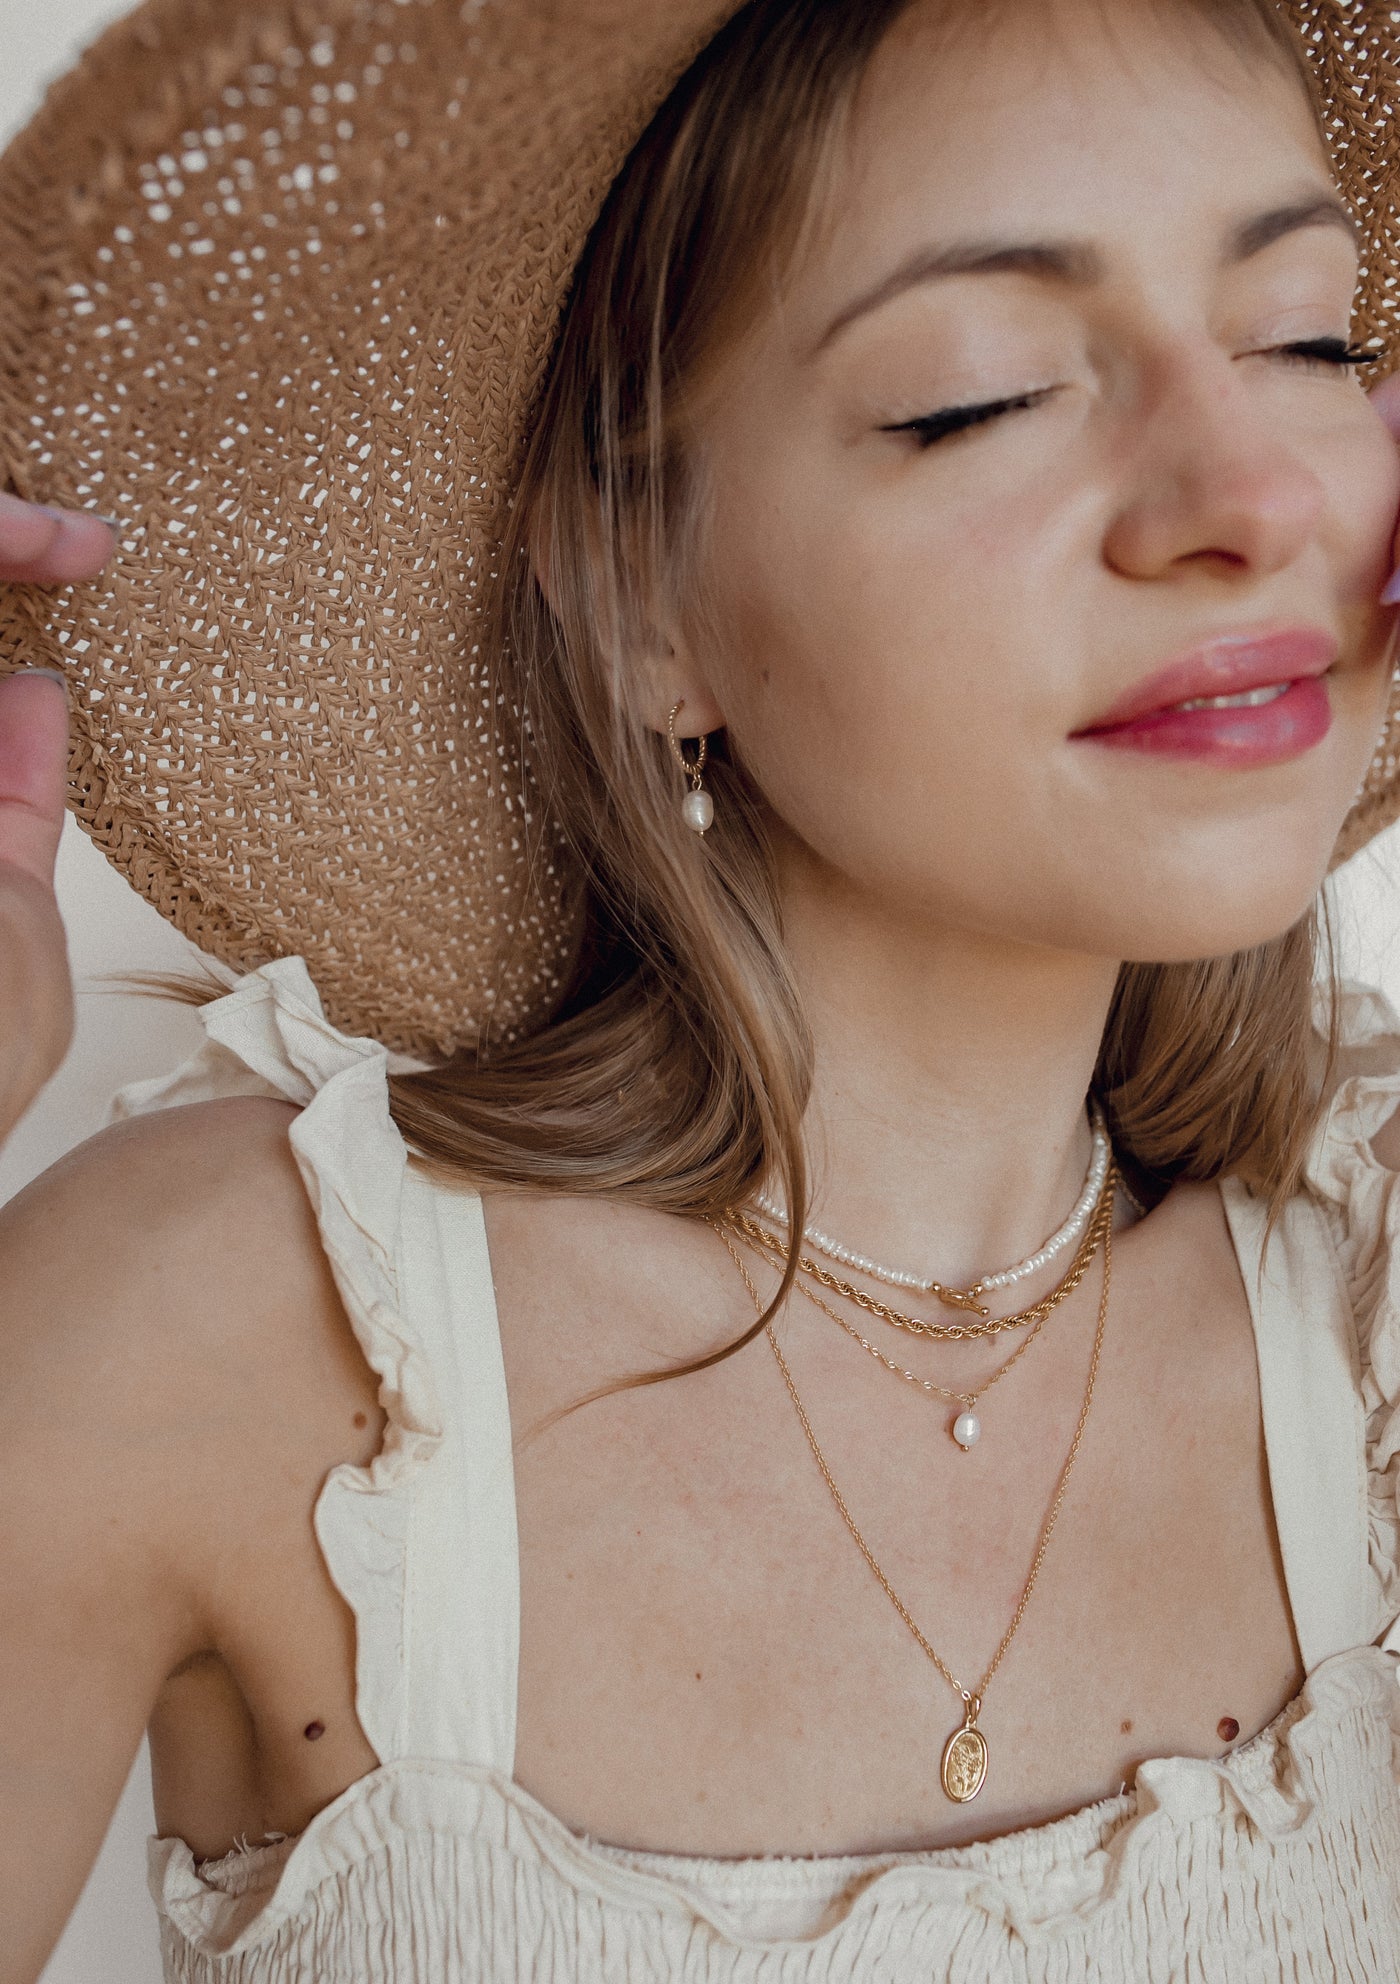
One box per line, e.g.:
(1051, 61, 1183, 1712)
(1046, 739, 1377, 960)
(1089, 842, 1338, 963)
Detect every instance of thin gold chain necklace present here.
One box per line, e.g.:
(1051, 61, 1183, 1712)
(729, 1167, 1111, 1342)
(713, 1191, 1114, 1804)
(722, 1188, 1111, 1449)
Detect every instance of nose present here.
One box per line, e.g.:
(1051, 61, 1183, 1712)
(1101, 350, 1327, 585)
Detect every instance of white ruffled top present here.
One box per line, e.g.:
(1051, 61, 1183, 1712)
(120, 958, 1400, 1981)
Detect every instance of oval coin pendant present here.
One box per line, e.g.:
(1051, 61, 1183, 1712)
(940, 1717, 989, 1803)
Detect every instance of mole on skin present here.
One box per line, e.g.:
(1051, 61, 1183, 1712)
(1120, 1718, 1133, 1734)
(304, 1721, 327, 1741)
(1217, 1716, 1240, 1743)
(353, 1410, 368, 1429)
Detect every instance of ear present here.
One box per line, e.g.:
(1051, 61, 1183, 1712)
(525, 479, 725, 737)
(636, 579, 724, 741)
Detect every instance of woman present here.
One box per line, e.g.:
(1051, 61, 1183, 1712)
(5, 0, 1400, 1974)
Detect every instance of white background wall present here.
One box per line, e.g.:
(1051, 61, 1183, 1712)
(9, 3, 1400, 1981)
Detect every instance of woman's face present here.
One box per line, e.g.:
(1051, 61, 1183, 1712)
(683, 0, 1400, 961)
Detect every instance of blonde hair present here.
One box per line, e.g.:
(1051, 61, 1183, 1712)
(145, 0, 1341, 1386)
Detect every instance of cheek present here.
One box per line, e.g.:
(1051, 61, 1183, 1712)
(703, 455, 1057, 839)
(1316, 408, 1400, 739)
(1321, 402, 1400, 595)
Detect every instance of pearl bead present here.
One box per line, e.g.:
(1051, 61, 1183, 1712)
(953, 1411, 981, 1449)
(754, 1105, 1112, 1297)
(682, 788, 714, 834)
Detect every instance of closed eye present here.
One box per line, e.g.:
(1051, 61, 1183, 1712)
(1266, 336, 1377, 371)
(882, 386, 1057, 449)
(881, 338, 1377, 453)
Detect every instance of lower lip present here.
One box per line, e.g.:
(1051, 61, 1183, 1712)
(1074, 676, 1332, 766)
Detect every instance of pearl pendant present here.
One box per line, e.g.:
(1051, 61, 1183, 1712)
(682, 788, 714, 834)
(952, 1410, 981, 1450)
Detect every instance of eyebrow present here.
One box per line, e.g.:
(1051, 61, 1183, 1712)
(811, 194, 1360, 358)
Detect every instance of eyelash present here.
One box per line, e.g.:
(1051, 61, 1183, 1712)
(885, 338, 1378, 449)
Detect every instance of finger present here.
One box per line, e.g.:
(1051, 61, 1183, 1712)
(1368, 371, 1400, 438)
(0, 671, 68, 889)
(0, 490, 118, 585)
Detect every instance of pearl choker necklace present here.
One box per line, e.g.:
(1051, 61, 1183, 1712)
(754, 1107, 1112, 1297)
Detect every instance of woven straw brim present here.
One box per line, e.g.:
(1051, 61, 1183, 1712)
(0, 0, 1398, 1054)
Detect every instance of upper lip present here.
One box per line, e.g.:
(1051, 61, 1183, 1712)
(1074, 626, 1341, 733)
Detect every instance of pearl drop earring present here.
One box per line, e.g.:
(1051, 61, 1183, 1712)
(667, 699, 714, 835)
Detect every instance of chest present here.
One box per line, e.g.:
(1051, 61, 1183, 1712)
(505, 1202, 1305, 1854)
(150, 1186, 1309, 1866)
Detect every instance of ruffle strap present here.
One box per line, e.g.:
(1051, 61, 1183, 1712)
(112, 956, 445, 1767)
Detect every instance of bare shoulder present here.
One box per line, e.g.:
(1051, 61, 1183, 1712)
(0, 1079, 380, 1468)
(0, 1091, 381, 1596)
(0, 1093, 326, 1370)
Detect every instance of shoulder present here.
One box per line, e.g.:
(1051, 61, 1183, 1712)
(1, 1091, 318, 1327)
(1, 949, 413, 1421)
(0, 1091, 377, 1604)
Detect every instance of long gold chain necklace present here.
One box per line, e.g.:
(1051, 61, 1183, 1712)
(728, 1166, 1112, 1344)
(721, 1186, 1112, 1449)
(714, 1192, 1114, 1804)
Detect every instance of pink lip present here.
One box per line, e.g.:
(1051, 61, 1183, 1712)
(1072, 628, 1338, 767)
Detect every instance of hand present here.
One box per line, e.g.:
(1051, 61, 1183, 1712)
(1371, 375, 1400, 603)
(0, 494, 117, 1145)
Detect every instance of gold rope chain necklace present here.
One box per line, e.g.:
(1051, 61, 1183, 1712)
(711, 1189, 1114, 1804)
(723, 1187, 1112, 1449)
(729, 1175, 1111, 1342)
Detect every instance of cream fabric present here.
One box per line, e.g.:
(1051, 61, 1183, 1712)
(121, 958, 1400, 1981)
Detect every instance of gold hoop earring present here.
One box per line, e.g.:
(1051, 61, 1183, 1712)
(667, 698, 714, 835)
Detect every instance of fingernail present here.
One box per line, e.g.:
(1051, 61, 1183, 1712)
(5, 667, 68, 695)
(1382, 568, 1400, 605)
(36, 505, 127, 533)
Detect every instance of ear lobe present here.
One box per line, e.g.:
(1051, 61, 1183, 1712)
(645, 677, 726, 739)
(650, 686, 725, 742)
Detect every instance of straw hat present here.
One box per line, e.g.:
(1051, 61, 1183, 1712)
(1, 0, 1398, 1055)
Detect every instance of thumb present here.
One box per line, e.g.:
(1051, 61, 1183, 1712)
(0, 669, 68, 889)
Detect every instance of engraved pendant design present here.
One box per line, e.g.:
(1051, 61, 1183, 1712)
(940, 1703, 989, 1803)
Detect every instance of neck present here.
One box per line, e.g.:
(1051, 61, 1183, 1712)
(774, 844, 1121, 1288)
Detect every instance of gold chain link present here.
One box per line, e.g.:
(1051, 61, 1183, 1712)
(729, 1173, 1111, 1341)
